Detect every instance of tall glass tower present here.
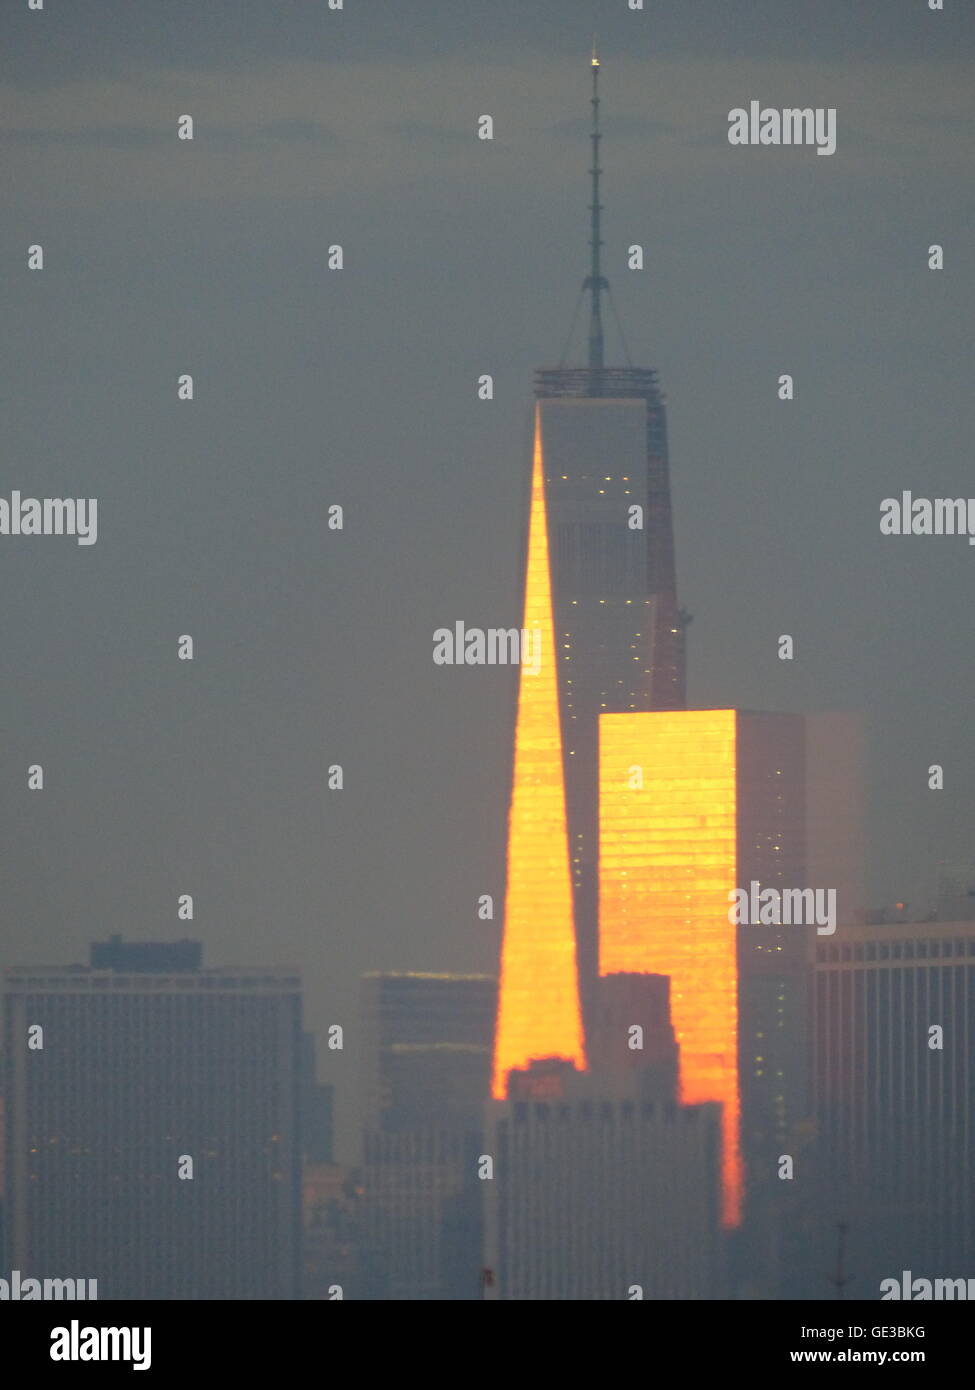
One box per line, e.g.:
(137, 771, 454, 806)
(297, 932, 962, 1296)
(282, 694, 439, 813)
(534, 47, 686, 1029)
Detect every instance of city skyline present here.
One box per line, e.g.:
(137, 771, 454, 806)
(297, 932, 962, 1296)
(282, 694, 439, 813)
(3, 0, 974, 1307)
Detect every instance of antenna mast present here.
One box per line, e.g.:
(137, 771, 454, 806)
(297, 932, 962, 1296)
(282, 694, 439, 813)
(584, 39, 608, 370)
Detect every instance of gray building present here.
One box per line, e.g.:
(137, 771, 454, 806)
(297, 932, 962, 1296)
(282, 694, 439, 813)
(810, 918, 975, 1297)
(484, 1059, 725, 1300)
(359, 972, 496, 1132)
(361, 1128, 483, 1301)
(359, 972, 496, 1299)
(3, 938, 302, 1299)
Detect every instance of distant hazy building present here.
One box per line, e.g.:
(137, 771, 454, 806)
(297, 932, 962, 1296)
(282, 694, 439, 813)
(934, 862, 975, 923)
(359, 972, 496, 1299)
(361, 1129, 482, 1300)
(300, 1032, 334, 1164)
(803, 713, 864, 933)
(302, 1162, 365, 1301)
(484, 1059, 725, 1300)
(3, 938, 302, 1299)
(811, 918, 975, 1295)
(360, 972, 496, 1131)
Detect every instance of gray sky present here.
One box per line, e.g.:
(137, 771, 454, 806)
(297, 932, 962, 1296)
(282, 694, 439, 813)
(3, 0, 974, 1156)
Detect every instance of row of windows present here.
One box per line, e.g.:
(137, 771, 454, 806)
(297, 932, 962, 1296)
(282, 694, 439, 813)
(7, 975, 297, 990)
(507, 1100, 705, 1125)
(816, 939, 975, 964)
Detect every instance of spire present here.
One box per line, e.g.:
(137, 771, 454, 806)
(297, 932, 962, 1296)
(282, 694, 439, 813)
(584, 38, 608, 370)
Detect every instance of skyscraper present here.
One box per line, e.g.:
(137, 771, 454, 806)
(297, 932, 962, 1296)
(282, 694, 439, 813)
(482, 46, 724, 1277)
(493, 51, 685, 1089)
(3, 938, 302, 1299)
(533, 48, 686, 1028)
(598, 709, 744, 1225)
(597, 708, 861, 1251)
(598, 709, 819, 1228)
(490, 58, 866, 1296)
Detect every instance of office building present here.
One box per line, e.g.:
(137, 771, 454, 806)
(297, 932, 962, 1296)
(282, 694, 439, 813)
(3, 938, 302, 1299)
(597, 707, 862, 1235)
(811, 917, 975, 1295)
(361, 972, 496, 1130)
(360, 972, 496, 1299)
(484, 1059, 725, 1300)
(531, 49, 686, 1029)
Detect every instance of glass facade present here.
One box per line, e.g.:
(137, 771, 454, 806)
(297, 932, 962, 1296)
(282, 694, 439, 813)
(491, 414, 586, 1098)
(599, 708, 741, 1225)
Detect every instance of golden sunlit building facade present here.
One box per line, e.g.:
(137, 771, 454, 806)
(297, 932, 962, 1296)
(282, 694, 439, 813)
(599, 709, 741, 1224)
(491, 413, 586, 1100)
(599, 709, 822, 1236)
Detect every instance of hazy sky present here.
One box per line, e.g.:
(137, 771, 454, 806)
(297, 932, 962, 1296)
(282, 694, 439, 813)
(3, 0, 974, 1155)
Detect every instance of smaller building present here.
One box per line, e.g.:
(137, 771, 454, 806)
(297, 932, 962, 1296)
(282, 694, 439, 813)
(361, 1129, 483, 1300)
(484, 1060, 725, 1300)
(302, 1163, 366, 1300)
